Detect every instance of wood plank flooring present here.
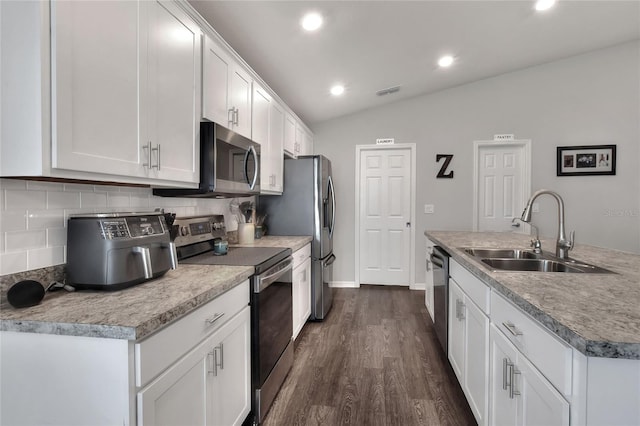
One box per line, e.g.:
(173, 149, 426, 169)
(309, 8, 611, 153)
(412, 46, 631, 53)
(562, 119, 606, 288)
(263, 285, 477, 426)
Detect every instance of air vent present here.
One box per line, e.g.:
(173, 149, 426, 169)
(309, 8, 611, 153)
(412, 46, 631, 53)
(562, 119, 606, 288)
(376, 86, 401, 97)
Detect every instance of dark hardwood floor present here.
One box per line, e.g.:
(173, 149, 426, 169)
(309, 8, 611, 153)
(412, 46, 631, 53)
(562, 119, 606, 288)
(263, 285, 477, 426)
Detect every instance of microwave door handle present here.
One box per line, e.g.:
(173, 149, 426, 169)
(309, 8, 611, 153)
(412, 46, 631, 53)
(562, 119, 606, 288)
(328, 175, 336, 239)
(243, 148, 251, 185)
(248, 146, 258, 190)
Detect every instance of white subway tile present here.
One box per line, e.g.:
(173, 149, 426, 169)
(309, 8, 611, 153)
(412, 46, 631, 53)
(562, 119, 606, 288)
(5, 230, 46, 251)
(0, 210, 27, 232)
(0, 179, 27, 190)
(108, 193, 131, 208)
(64, 182, 96, 192)
(80, 192, 108, 208)
(5, 190, 46, 210)
(47, 191, 81, 210)
(27, 210, 65, 230)
(27, 180, 63, 191)
(47, 227, 67, 247)
(130, 195, 150, 209)
(0, 251, 28, 275)
(28, 246, 65, 270)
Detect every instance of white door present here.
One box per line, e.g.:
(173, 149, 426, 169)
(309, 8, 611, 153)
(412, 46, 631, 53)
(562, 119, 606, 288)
(358, 146, 413, 285)
(489, 325, 518, 426)
(474, 141, 531, 232)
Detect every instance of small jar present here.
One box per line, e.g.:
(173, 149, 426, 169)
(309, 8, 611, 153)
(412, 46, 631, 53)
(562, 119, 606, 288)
(213, 239, 228, 255)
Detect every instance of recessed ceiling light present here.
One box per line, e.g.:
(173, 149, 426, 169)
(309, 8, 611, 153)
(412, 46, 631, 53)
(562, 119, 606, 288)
(437, 55, 455, 68)
(301, 12, 323, 31)
(535, 0, 556, 11)
(330, 85, 345, 96)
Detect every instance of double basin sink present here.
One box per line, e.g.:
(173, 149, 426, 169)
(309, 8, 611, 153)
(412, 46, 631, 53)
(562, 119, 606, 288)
(462, 248, 614, 274)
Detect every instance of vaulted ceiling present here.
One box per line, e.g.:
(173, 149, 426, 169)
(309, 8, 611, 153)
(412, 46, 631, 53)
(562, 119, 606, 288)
(189, 1, 640, 126)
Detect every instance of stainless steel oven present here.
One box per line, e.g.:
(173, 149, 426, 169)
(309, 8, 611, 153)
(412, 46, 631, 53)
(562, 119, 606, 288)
(251, 257, 293, 424)
(431, 245, 450, 355)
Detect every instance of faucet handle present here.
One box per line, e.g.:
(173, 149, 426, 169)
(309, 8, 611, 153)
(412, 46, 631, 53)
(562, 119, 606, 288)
(569, 230, 575, 251)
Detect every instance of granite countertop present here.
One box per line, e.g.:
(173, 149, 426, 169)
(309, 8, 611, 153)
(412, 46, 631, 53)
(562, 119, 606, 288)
(232, 235, 312, 252)
(425, 231, 640, 360)
(0, 265, 254, 341)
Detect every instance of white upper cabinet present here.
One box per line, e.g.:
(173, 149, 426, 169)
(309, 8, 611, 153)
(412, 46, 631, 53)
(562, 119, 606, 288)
(144, 0, 201, 183)
(260, 98, 284, 194)
(52, 0, 201, 184)
(3, 0, 201, 185)
(52, 1, 143, 178)
(203, 35, 252, 139)
(252, 83, 271, 146)
(284, 112, 297, 158)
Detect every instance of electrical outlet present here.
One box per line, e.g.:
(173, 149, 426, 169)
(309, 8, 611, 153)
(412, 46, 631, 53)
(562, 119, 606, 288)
(533, 202, 540, 213)
(424, 204, 435, 214)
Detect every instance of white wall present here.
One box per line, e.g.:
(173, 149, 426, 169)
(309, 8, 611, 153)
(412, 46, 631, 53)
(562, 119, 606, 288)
(312, 41, 640, 285)
(0, 178, 249, 275)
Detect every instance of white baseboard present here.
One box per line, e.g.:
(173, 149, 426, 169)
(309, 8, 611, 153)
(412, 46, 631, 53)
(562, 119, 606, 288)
(410, 282, 426, 291)
(330, 281, 359, 288)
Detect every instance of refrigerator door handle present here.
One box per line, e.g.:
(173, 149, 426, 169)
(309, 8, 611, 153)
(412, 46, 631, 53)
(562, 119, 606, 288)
(327, 175, 336, 239)
(323, 253, 336, 267)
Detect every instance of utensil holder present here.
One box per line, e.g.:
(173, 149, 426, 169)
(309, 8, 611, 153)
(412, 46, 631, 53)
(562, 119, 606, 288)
(238, 223, 255, 244)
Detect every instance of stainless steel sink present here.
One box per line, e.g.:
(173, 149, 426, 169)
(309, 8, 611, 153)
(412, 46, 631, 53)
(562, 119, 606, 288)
(481, 258, 583, 273)
(463, 248, 541, 259)
(460, 247, 615, 274)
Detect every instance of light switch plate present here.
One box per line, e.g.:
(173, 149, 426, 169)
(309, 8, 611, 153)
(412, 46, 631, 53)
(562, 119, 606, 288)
(424, 204, 435, 214)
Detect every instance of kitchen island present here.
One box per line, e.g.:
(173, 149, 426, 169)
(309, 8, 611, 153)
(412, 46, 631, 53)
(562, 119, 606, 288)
(426, 230, 640, 426)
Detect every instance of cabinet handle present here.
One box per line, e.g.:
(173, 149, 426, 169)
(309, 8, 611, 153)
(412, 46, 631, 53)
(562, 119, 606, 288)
(151, 144, 161, 170)
(502, 358, 509, 390)
(205, 312, 225, 326)
(502, 321, 523, 337)
(208, 350, 217, 376)
(217, 343, 224, 370)
(228, 108, 235, 126)
(456, 299, 465, 320)
(233, 108, 239, 126)
(510, 365, 521, 399)
(142, 141, 152, 169)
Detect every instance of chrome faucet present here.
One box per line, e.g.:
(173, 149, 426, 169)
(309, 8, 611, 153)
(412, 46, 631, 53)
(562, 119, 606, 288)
(521, 189, 575, 259)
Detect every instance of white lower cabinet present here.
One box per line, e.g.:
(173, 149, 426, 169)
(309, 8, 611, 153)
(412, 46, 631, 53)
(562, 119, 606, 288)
(449, 277, 489, 425)
(489, 324, 569, 426)
(292, 244, 312, 340)
(138, 306, 251, 426)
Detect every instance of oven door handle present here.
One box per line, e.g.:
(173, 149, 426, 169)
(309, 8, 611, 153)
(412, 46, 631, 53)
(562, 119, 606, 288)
(255, 257, 293, 293)
(430, 252, 444, 268)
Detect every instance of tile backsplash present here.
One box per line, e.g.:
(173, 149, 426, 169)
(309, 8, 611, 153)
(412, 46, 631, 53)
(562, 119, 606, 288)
(0, 178, 249, 275)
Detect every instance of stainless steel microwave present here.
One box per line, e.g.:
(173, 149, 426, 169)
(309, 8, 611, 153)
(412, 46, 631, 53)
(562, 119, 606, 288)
(153, 122, 260, 198)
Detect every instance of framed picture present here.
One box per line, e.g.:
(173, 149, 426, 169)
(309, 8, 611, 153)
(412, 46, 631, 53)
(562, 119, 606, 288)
(556, 145, 616, 176)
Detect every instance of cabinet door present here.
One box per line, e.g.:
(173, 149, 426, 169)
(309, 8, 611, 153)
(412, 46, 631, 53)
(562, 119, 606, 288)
(209, 307, 251, 426)
(268, 100, 285, 193)
(252, 83, 270, 146)
(146, 0, 201, 183)
(202, 35, 231, 125)
(52, 1, 144, 178)
(294, 124, 304, 155)
(489, 325, 518, 426)
(465, 298, 489, 425)
(448, 279, 466, 382)
(292, 257, 312, 340)
(137, 337, 210, 426)
(229, 65, 252, 139)
(302, 130, 313, 155)
(284, 113, 297, 157)
(518, 355, 570, 426)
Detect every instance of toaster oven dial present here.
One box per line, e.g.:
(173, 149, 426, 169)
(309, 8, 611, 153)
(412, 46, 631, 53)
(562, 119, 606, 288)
(180, 226, 190, 236)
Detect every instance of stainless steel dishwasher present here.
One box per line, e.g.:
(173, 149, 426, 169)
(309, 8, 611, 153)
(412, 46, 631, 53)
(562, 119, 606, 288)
(430, 246, 450, 355)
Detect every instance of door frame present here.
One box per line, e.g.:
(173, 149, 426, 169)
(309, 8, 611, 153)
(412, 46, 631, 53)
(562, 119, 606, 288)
(472, 139, 532, 232)
(354, 143, 417, 288)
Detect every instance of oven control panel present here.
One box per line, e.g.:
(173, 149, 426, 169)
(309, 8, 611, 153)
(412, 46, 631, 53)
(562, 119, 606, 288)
(173, 215, 226, 247)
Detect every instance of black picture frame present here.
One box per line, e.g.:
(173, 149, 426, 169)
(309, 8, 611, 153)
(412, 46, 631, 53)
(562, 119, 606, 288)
(556, 145, 616, 176)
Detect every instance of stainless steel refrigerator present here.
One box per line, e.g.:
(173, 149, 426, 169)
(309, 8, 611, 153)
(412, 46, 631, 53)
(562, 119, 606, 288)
(259, 155, 335, 320)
